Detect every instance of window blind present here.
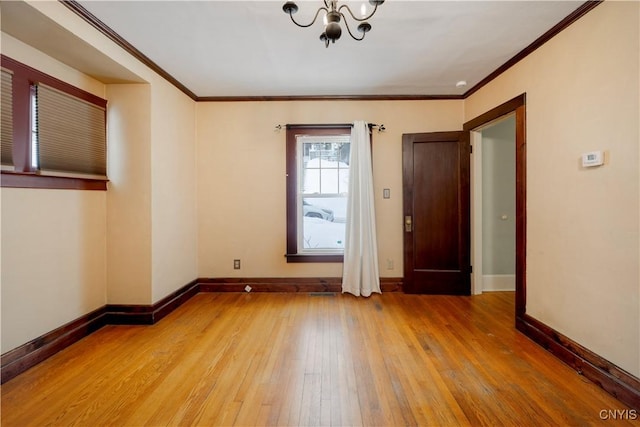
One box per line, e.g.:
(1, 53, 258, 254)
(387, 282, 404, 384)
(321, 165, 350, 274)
(1, 69, 13, 166)
(36, 83, 106, 177)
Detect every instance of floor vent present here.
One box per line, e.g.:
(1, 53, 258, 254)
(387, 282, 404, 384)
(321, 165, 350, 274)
(308, 292, 337, 297)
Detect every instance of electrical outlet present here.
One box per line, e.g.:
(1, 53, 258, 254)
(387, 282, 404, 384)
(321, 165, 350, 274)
(234, 259, 241, 269)
(387, 259, 394, 270)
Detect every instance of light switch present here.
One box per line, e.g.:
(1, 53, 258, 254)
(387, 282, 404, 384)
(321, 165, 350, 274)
(383, 188, 390, 199)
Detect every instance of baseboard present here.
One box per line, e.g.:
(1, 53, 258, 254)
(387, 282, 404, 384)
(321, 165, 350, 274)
(517, 313, 640, 410)
(482, 274, 515, 291)
(1, 306, 108, 384)
(1, 279, 199, 384)
(199, 277, 343, 292)
(106, 279, 200, 325)
(198, 277, 403, 293)
(380, 277, 403, 292)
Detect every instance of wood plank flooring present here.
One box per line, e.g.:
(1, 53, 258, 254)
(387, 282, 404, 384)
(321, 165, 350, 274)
(1, 292, 636, 426)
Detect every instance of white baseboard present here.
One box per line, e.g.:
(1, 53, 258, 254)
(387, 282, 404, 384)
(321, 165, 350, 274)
(483, 274, 515, 291)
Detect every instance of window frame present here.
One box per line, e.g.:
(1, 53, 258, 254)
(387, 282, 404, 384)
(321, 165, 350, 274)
(285, 124, 352, 263)
(0, 55, 108, 190)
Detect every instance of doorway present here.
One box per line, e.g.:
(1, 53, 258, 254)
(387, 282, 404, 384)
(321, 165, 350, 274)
(463, 94, 526, 319)
(471, 114, 516, 295)
(401, 94, 526, 320)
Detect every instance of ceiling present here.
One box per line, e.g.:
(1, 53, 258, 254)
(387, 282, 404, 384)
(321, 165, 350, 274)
(5, 1, 588, 99)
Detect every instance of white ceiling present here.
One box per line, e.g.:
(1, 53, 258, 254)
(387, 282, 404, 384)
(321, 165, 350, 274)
(9, 1, 587, 98)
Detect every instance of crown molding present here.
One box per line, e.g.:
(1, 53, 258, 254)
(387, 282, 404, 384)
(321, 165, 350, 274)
(463, 0, 602, 98)
(196, 94, 464, 102)
(59, 0, 198, 101)
(60, 0, 602, 102)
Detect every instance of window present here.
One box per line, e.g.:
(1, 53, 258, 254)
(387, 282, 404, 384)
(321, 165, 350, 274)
(286, 125, 351, 262)
(1, 55, 107, 190)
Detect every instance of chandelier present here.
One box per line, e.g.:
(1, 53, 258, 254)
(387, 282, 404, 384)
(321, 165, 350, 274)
(282, 0, 385, 48)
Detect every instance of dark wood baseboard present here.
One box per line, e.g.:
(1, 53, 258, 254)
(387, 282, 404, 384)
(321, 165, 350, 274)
(105, 279, 199, 325)
(1, 280, 199, 384)
(199, 277, 343, 292)
(380, 277, 403, 292)
(517, 313, 640, 411)
(198, 277, 403, 293)
(1, 306, 108, 384)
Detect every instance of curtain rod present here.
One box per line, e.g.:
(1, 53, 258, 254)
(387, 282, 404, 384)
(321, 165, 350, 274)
(275, 123, 385, 132)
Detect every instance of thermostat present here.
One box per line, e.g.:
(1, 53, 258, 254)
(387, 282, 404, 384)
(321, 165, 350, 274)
(582, 151, 604, 167)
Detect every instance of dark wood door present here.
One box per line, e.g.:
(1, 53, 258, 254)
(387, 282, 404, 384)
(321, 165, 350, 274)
(402, 131, 471, 294)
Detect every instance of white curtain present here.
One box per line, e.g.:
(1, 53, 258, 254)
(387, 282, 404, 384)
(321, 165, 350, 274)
(342, 121, 381, 297)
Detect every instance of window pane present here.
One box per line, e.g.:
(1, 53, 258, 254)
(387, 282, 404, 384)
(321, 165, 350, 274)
(303, 168, 320, 194)
(303, 141, 350, 195)
(319, 143, 334, 162)
(320, 169, 339, 193)
(302, 197, 346, 250)
(338, 168, 349, 194)
(337, 143, 350, 165)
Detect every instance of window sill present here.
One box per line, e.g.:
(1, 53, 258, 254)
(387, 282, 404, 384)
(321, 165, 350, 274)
(1, 171, 108, 191)
(285, 253, 344, 263)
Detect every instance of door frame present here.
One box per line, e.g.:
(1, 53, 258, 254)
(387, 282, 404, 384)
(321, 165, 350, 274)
(470, 129, 483, 295)
(463, 93, 526, 320)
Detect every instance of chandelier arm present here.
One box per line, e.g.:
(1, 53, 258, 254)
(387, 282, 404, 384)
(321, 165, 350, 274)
(288, 6, 328, 28)
(341, 14, 366, 41)
(338, 3, 378, 22)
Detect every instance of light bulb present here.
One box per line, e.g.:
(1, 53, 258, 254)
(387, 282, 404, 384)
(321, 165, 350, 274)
(323, 13, 328, 25)
(360, 3, 366, 17)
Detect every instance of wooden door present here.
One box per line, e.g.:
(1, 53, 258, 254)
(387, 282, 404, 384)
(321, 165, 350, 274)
(402, 131, 471, 294)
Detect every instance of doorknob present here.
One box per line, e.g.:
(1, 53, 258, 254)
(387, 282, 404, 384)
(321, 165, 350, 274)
(405, 215, 412, 232)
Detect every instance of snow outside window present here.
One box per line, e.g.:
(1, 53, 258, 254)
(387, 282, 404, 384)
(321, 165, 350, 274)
(297, 134, 350, 254)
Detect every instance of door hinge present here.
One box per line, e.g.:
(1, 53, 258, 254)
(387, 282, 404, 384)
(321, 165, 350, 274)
(470, 265, 473, 273)
(470, 145, 473, 154)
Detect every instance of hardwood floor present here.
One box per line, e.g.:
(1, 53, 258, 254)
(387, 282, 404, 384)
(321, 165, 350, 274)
(1, 292, 636, 426)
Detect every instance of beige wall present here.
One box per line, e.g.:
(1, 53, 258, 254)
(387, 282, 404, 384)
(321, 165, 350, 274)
(107, 81, 197, 305)
(150, 83, 198, 302)
(1, 0, 198, 354)
(106, 84, 152, 304)
(1, 33, 105, 98)
(196, 100, 463, 278)
(1, 189, 107, 352)
(30, 0, 199, 305)
(466, 1, 640, 376)
(0, 33, 108, 353)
